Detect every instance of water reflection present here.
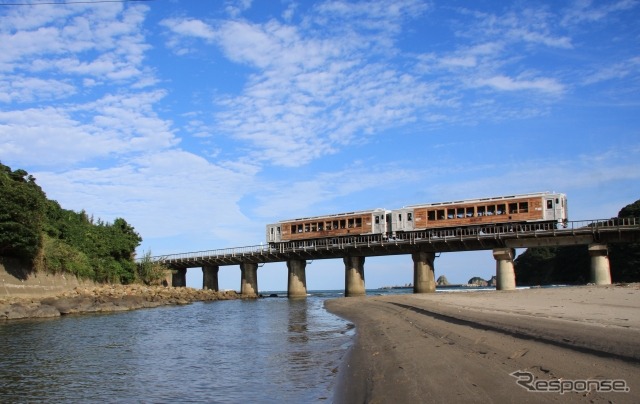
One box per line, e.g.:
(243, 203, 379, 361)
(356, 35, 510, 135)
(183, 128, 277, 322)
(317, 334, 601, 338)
(288, 298, 309, 343)
(0, 296, 353, 402)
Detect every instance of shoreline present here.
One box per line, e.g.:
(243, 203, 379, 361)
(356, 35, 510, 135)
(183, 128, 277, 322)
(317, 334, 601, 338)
(0, 284, 249, 320)
(325, 284, 640, 403)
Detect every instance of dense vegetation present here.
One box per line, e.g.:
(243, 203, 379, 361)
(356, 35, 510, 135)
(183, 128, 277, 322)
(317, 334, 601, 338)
(0, 162, 165, 284)
(515, 199, 640, 285)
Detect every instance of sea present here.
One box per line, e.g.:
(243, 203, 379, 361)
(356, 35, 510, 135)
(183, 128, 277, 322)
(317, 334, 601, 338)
(0, 286, 497, 403)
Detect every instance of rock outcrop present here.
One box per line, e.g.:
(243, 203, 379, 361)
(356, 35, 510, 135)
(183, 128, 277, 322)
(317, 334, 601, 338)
(0, 284, 246, 320)
(436, 275, 450, 286)
(467, 277, 489, 287)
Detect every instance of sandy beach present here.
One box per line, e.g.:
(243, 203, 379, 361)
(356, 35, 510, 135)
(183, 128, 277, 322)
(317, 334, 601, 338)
(325, 284, 640, 403)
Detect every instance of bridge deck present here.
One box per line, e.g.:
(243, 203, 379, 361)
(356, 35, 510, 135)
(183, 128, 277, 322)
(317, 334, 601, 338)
(147, 219, 640, 268)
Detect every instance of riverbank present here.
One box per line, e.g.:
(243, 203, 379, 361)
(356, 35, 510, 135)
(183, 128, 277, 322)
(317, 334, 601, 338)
(325, 284, 640, 403)
(0, 284, 246, 320)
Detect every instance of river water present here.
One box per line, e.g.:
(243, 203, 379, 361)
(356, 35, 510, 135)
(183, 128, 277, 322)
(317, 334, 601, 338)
(0, 290, 366, 403)
(0, 287, 501, 403)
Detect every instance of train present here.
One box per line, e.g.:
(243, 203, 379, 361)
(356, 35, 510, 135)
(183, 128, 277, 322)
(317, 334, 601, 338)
(266, 191, 568, 244)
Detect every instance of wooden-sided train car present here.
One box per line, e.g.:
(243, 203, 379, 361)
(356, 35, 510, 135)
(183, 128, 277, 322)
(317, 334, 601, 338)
(266, 192, 568, 244)
(266, 208, 389, 243)
(391, 192, 567, 235)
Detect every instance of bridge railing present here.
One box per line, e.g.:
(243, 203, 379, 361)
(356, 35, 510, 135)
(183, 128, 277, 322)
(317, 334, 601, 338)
(141, 218, 640, 264)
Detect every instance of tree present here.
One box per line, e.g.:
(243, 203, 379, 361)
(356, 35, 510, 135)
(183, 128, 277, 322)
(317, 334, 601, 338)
(0, 162, 47, 261)
(609, 199, 640, 282)
(1, 162, 144, 284)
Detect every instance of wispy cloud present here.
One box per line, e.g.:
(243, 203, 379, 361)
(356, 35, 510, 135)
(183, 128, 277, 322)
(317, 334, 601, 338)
(474, 75, 565, 94)
(562, 0, 638, 25)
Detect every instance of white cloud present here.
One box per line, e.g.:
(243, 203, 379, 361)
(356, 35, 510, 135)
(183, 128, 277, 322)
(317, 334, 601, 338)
(562, 0, 638, 25)
(475, 75, 565, 94)
(33, 149, 260, 248)
(582, 57, 640, 85)
(253, 164, 422, 219)
(0, 91, 178, 167)
(0, 76, 76, 103)
(160, 18, 217, 41)
(0, 2, 151, 95)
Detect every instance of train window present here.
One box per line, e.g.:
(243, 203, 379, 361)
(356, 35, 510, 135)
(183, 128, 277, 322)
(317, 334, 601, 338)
(519, 202, 528, 213)
(456, 208, 464, 218)
(428, 210, 436, 221)
(297, 224, 303, 233)
(311, 223, 317, 232)
(318, 223, 324, 231)
(466, 207, 474, 217)
(497, 204, 506, 215)
(398, 214, 402, 222)
(487, 205, 495, 215)
(277, 227, 281, 235)
(407, 213, 413, 222)
(270, 228, 274, 235)
(375, 216, 380, 224)
(333, 220, 339, 230)
(438, 209, 445, 219)
(356, 218, 362, 227)
(340, 219, 346, 229)
(556, 198, 559, 204)
(304, 224, 310, 232)
(477, 206, 485, 216)
(547, 199, 553, 209)
(447, 208, 455, 219)
(509, 203, 518, 214)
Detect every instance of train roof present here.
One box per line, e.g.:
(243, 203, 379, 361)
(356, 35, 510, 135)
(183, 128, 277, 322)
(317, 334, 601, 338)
(275, 208, 388, 224)
(401, 192, 564, 209)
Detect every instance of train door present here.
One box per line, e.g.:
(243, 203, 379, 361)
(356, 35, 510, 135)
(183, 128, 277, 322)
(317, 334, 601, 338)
(392, 208, 414, 233)
(266, 224, 281, 242)
(372, 212, 386, 234)
(544, 197, 555, 220)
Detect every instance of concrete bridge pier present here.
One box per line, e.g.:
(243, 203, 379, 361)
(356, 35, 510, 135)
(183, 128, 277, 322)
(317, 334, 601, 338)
(240, 262, 259, 296)
(412, 251, 436, 293)
(172, 267, 187, 287)
(344, 256, 366, 297)
(202, 265, 219, 291)
(287, 259, 307, 298)
(589, 243, 612, 285)
(493, 248, 516, 291)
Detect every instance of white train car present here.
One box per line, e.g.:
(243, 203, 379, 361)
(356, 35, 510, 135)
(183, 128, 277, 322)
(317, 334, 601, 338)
(391, 192, 568, 234)
(266, 208, 389, 243)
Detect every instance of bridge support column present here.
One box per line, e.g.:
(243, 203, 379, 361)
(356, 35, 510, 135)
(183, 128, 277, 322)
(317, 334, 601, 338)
(202, 265, 219, 291)
(162, 269, 172, 287)
(412, 251, 436, 293)
(171, 268, 187, 287)
(493, 248, 516, 291)
(589, 244, 612, 285)
(287, 259, 307, 298)
(344, 256, 366, 297)
(240, 262, 259, 296)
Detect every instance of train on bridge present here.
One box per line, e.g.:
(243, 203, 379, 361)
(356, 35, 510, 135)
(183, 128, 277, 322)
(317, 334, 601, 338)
(266, 192, 568, 245)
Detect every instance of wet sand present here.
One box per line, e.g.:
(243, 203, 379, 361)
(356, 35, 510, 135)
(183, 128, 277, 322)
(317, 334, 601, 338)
(325, 284, 640, 403)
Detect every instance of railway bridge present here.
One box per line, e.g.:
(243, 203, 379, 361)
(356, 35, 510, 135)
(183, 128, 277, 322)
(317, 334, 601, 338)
(147, 218, 640, 298)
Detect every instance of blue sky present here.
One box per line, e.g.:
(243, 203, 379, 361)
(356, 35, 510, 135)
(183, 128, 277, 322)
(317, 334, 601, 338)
(1, 0, 639, 291)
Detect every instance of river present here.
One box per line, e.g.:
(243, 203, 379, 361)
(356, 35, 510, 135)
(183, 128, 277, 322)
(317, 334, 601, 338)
(0, 290, 363, 403)
(0, 286, 500, 403)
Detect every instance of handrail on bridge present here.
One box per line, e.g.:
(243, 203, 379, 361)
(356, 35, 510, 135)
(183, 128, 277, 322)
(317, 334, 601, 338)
(137, 218, 640, 264)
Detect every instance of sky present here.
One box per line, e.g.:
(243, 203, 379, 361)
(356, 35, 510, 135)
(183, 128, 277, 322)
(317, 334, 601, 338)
(1, 0, 639, 291)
